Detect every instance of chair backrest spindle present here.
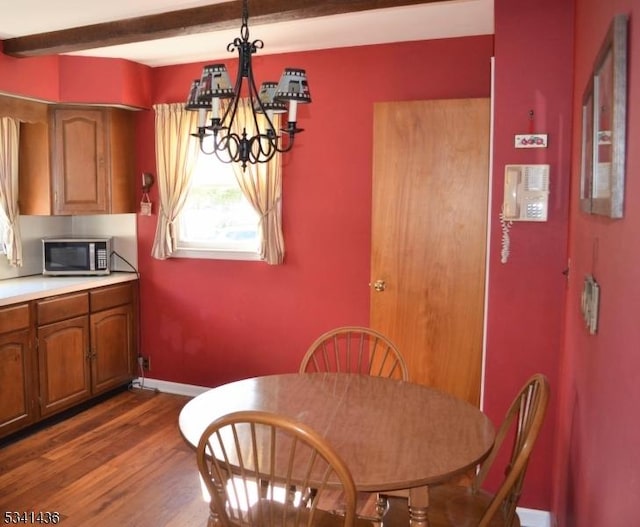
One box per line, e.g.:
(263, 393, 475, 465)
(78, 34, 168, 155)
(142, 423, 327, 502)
(300, 326, 409, 381)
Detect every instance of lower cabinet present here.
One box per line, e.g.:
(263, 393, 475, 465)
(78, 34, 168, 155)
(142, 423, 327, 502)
(0, 280, 138, 439)
(91, 304, 134, 395)
(37, 315, 91, 417)
(0, 302, 36, 437)
(36, 291, 91, 417)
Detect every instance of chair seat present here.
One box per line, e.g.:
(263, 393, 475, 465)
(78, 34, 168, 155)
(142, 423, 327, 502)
(382, 488, 521, 527)
(249, 499, 374, 527)
(318, 490, 383, 523)
(428, 484, 521, 527)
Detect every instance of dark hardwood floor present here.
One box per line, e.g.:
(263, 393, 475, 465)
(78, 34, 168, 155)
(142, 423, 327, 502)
(0, 389, 209, 526)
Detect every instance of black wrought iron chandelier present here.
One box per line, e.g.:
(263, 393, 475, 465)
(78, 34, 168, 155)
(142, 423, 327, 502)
(185, 0, 312, 170)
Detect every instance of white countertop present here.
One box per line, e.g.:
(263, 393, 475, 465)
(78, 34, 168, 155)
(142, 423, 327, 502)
(0, 272, 138, 306)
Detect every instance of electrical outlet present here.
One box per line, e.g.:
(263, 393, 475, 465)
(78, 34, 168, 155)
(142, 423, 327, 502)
(138, 356, 151, 370)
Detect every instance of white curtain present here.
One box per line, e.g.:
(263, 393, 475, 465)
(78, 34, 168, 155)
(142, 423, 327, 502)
(0, 117, 23, 267)
(151, 103, 199, 259)
(230, 100, 285, 265)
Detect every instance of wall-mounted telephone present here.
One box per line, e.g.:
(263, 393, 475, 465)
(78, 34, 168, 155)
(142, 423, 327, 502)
(500, 164, 550, 264)
(502, 164, 550, 222)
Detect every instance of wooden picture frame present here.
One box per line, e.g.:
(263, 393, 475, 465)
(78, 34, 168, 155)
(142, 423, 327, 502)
(582, 14, 628, 218)
(579, 80, 594, 213)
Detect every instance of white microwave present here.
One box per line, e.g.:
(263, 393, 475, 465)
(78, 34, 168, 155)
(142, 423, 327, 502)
(42, 237, 111, 276)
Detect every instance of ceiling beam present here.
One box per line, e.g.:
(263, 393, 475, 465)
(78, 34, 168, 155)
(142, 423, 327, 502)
(2, 0, 446, 58)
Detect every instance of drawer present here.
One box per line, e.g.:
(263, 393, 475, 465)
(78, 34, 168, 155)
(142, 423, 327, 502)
(90, 283, 133, 312)
(37, 292, 89, 326)
(0, 303, 30, 334)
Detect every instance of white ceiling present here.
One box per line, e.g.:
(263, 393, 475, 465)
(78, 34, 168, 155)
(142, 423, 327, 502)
(0, 0, 493, 67)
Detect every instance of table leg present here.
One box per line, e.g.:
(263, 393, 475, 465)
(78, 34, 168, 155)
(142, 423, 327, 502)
(408, 486, 430, 527)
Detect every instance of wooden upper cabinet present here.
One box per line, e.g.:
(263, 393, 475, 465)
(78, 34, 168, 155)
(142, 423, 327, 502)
(18, 105, 136, 215)
(19, 119, 52, 214)
(52, 108, 108, 214)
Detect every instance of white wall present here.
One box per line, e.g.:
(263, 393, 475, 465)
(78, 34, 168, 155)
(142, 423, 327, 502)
(0, 213, 137, 280)
(71, 213, 138, 272)
(0, 215, 70, 279)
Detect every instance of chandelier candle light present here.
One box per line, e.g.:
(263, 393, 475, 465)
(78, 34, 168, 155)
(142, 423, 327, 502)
(185, 0, 312, 170)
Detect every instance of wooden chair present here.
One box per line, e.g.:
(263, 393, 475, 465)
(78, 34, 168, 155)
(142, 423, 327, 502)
(196, 410, 371, 527)
(299, 326, 409, 381)
(300, 326, 408, 522)
(384, 373, 550, 527)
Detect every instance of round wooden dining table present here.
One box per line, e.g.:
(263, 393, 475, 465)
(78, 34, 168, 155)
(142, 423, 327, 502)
(179, 372, 495, 526)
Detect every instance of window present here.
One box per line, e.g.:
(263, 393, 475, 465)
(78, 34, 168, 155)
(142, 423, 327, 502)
(175, 149, 261, 260)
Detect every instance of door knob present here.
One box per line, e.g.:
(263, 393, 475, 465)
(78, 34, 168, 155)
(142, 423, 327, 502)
(372, 280, 386, 292)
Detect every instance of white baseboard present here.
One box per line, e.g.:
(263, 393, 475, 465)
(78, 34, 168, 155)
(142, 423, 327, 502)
(517, 507, 552, 527)
(134, 377, 210, 398)
(138, 377, 552, 527)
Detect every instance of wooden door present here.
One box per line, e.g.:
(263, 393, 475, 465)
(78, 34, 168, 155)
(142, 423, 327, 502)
(370, 99, 490, 405)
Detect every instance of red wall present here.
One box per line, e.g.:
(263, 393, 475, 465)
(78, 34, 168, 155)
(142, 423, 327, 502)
(487, 0, 574, 512)
(58, 56, 152, 107)
(0, 43, 60, 101)
(0, 44, 151, 107)
(135, 37, 494, 386)
(553, 1, 640, 525)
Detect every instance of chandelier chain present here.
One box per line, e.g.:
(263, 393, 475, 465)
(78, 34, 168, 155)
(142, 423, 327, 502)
(240, 0, 250, 41)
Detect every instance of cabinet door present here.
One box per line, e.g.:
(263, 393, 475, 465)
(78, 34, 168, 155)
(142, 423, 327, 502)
(90, 305, 133, 394)
(52, 108, 108, 215)
(38, 316, 91, 417)
(0, 330, 36, 437)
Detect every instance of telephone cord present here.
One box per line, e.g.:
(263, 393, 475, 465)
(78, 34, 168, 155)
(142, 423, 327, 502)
(500, 209, 512, 264)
